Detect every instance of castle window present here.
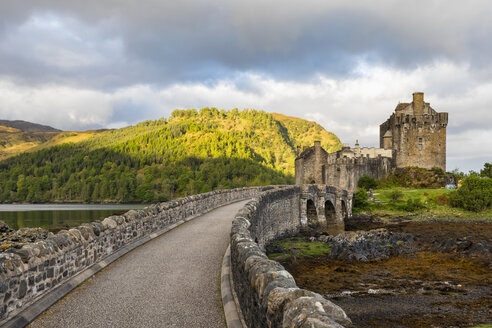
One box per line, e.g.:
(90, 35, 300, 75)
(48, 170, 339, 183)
(418, 138, 423, 151)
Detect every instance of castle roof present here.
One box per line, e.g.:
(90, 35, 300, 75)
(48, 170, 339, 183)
(395, 103, 410, 112)
(296, 145, 328, 160)
(394, 101, 438, 115)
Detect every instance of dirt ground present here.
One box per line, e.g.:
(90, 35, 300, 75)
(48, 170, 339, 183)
(279, 219, 492, 328)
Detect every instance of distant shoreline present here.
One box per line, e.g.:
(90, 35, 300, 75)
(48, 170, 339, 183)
(0, 201, 150, 205)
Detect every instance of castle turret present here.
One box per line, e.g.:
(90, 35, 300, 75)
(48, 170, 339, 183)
(379, 92, 447, 170)
(413, 92, 424, 116)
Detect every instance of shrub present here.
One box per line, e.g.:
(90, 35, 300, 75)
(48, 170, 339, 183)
(449, 176, 492, 212)
(399, 198, 426, 212)
(358, 175, 378, 190)
(387, 190, 404, 203)
(354, 188, 369, 209)
(435, 194, 449, 206)
(431, 166, 445, 177)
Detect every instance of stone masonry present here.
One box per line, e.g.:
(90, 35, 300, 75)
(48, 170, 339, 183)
(295, 92, 448, 190)
(380, 92, 448, 170)
(230, 185, 352, 328)
(0, 187, 263, 324)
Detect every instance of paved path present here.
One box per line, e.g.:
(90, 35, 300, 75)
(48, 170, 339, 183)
(30, 200, 249, 328)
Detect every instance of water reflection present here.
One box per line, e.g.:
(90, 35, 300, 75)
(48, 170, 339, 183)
(0, 204, 147, 232)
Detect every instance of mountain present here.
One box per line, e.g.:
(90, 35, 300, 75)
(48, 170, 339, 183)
(0, 120, 108, 161)
(0, 109, 342, 203)
(0, 119, 62, 161)
(0, 120, 61, 133)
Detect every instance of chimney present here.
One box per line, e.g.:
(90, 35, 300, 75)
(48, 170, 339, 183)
(355, 139, 360, 148)
(314, 141, 321, 149)
(413, 92, 424, 116)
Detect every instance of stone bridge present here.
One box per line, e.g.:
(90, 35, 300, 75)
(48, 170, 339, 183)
(0, 185, 352, 328)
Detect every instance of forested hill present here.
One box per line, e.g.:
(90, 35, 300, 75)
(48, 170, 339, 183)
(0, 109, 342, 203)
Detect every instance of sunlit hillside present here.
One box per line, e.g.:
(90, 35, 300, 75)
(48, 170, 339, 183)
(0, 109, 342, 203)
(0, 126, 59, 161)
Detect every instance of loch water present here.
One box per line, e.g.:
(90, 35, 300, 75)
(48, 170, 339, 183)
(0, 204, 147, 232)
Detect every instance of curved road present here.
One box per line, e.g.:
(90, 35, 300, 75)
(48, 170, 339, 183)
(30, 200, 249, 328)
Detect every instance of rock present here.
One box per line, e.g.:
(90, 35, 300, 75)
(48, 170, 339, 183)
(67, 229, 83, 243)
(47, 234, 72, 250)
(0, 221, 12, 234)
(0, 281, 7, 293)
(90, 222, 103, 236)
(10, 246, 35, 263)
(125, 211, 140, 222)
(101, 217, 117, 230)
(282, 296, 350, 328)
(77, 225, 95, 241)
(322, 228, 414, 262)
(32, 241, 51, 257)
(18, 280, 27, 299)
(267, 288, 317, 324)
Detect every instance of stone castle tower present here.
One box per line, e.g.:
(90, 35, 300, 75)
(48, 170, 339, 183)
(379, 92, 448, 170)
(295, 92, 448, 190)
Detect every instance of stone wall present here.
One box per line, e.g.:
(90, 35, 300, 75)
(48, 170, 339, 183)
(379, 92, 448, 171)
(230, 186, 351, 328)
(0, 187, 263, 324)
(324, 155, 393, 191)
(295, 143, 393, 191)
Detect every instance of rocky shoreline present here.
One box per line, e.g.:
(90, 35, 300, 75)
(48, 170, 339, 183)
(268, 215, 492, 327)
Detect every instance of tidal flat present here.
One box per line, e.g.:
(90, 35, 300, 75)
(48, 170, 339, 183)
(269, 217, 492, 328)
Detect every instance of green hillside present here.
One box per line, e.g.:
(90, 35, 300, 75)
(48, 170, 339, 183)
(0, 109, 341, 203)
(272, 113, 342, 153)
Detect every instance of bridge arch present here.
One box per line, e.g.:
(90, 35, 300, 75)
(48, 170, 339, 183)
(341, 200, 348, 220)
(306, 199, 317, 228)
(324, 200, 336, 224)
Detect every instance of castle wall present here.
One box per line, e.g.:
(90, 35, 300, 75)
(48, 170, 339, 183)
(295, 141, 328, 185)
(296, 93, 447, 189)
(324, 155, 393, 191)
(384, 112, 447, 170)
(354, 147, 392, 158)
(380, 93, 448, 171)
(296, 145, 393, 191)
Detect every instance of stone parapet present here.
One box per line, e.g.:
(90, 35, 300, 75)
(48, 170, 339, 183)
(0, 187, 264, 324)
(230, 186, 351, 328)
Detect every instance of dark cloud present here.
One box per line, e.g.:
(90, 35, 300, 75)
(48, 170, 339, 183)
(1, 0, 492, 89)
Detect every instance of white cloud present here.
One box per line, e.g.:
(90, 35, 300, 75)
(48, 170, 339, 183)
(0, 59, 490, 171)
(0, 80, 113, 130)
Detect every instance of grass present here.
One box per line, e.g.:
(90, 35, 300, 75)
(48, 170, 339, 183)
(359, 187, 492, 222)
(268, 237, 331, 260)
(0, 129, 105, 160)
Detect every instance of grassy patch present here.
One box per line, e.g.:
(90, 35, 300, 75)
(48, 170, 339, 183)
(268, 237, 331, 259)
(362, 188, 492, 222)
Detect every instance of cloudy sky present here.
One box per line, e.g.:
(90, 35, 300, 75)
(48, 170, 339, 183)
(0, 0, 491, 172)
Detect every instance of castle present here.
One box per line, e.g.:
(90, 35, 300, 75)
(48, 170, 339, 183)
(295, 92, 448, 190)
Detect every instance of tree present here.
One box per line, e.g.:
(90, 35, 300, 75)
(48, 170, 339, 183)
(480, 162, 492, 178)
(358, 175, 378, 190)
(449, 175, 492, 212)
